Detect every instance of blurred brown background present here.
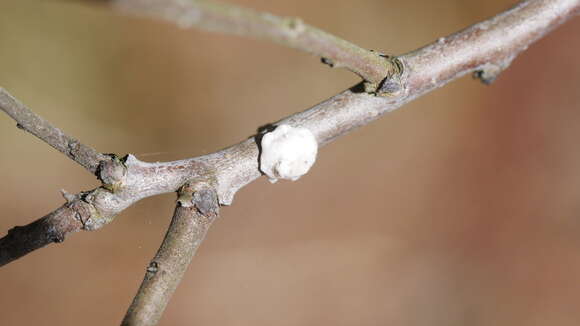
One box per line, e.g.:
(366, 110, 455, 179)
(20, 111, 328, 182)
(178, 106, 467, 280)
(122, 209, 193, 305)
(1, 0, 580, 325)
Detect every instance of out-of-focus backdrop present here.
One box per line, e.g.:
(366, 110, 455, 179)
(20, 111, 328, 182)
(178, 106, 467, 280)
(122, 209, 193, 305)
(1, 0, 580, 325)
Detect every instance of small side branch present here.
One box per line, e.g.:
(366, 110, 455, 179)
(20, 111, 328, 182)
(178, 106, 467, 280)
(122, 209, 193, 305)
(111, 0, 397, 87)
(0, 88, 105, 174)
(122, 184, 220, 326)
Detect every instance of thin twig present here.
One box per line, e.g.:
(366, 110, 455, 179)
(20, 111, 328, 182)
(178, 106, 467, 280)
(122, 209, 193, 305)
(111, 0, 398, 89)
(0, 0, 578, 267)
(0, 88, 105, 174)
(122, 184, 219, 326)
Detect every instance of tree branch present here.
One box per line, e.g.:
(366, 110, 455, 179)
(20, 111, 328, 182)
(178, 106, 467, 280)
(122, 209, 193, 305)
(0, 88, 106, 174)
(122, 184, 219, 326)
(0, 0, 577, 270)
(401, 0, 580, 89)
(0, 198, 91, 266)
(110, 0, 399, 90)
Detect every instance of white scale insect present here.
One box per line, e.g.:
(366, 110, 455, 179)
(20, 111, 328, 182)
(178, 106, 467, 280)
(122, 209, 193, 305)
(259, 124, 318, 183)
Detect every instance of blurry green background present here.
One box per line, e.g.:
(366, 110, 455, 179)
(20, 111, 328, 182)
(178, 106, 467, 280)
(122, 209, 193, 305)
(1, 0, 580, 325)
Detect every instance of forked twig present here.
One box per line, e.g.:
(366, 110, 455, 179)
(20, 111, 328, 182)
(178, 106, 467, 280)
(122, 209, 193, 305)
(0, 0, 578, 324)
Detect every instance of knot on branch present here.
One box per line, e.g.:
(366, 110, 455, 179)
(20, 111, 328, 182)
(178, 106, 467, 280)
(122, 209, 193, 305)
(66, 196, 96, 229)
(365, 55, 406, 96)
(177, 183, 219, 219)
(60, 190, 102, 231)
(97, 154, 128, 192)
(282, 17, 305, 37)
(146, 261, 159, 275)
(79, 188, 117, 231)
(320, 57, 335, 68)
(473, 56, 515, 85)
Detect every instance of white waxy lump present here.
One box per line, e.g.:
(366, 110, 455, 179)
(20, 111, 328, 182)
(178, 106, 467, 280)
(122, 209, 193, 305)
(259, 124, 318, 183)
